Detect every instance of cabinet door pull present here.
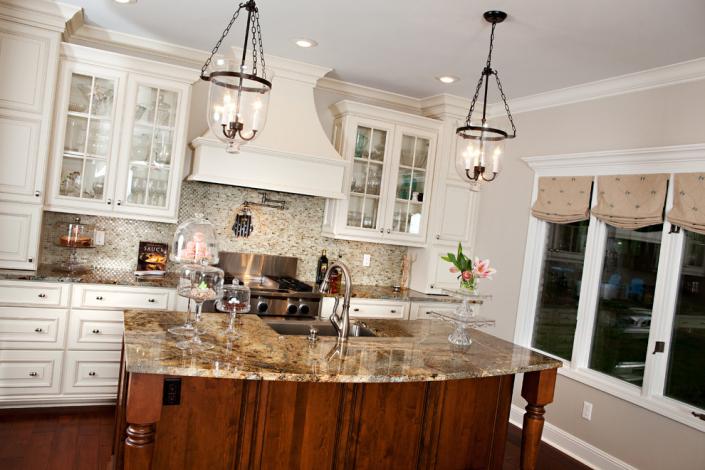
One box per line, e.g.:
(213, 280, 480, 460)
(430, 284, 435, 289)
(693, 411, 705, 421)
(34, 327, 43, 333)
(92, 329, 101, 334)
(435, 234, 440, 240)
(386, 229, 391, 234)
(148, 298, 156, 303)
(116, 200, 122, 206)
(37, 293, 46, 298)
(28, 257, 33, 263)
(353, 308, 360, 312)
(380, 229, 384, 233)
(88, 371, 97, 377)
(390, 309, 397, 313)
(34, 190, 41, 197)
(28, 372, 38, 377)
(107, 199, 112, 205)
(96, 296, 104, 301)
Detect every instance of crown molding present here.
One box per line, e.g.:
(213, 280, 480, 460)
(523, 143, 705, 176)
(316, 77, 421, 114)
(0, 0, 81, 32)
(418, 93, 470, 119)
(489, 57, 705, 117)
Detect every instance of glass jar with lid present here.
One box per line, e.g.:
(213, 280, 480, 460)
(217, 279, 251, 337)
(171, 213, 219, 265)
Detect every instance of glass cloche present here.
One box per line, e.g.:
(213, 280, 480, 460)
(171, 213, 219, 265)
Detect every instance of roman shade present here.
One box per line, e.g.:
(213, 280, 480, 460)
(667, 173, 705, 235)
(531, 176, 593, 223)
(592, 174, 668, 229)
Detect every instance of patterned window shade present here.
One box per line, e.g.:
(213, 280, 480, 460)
(667, 173, 705, 235)
(531, 176, 593, 223)
(591, 174, 668, 229)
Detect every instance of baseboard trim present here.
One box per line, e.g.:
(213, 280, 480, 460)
(510, 404, 637, 470)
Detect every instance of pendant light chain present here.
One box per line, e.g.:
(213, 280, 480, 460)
(494, 71, 516, 137)
(200, 3, 245, 79)
(255, 10, 267, 79)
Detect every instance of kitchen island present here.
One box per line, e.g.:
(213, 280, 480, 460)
(114, 310, 561, 470)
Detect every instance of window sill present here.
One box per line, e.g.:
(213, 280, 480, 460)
(555, 365, 705, 433)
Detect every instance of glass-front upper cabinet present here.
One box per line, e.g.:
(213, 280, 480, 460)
(46, 46, 192, 224)
(388, 131, 434, 238)
(323, 101, 441, 247)
(115, 81, 181, 213)
(346, 124, 390, 231)
(50, 63, 125, 208)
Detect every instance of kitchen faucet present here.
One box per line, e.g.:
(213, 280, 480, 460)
(319, 261, 352, 341)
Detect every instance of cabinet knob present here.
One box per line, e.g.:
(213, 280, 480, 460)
(116, 200, 122, 206)
(28, 258, 33, 263)
(390, 309, 397, 313)
(435, 234, 440, 240)
(148, 298, 156, 303)
(107, 199, 112, 205)
(430, 284, 435, 289)
(28, 372, 38, 377)
(88, 371, 97, 377)
(353, 308, 360, 312)
(92, 329, 101, 334)
(380, 229, 384, 233)
(37, 293, 46, 298)
(34, 190, 41, 197)
(96, 296, 104, 301)
(34, 327, 43, 333)
(386, 229, 391, 234)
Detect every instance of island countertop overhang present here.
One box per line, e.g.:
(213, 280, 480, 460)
(123, 310, 561, 383)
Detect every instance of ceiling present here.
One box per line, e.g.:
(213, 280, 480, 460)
(60, 0, 705, 99)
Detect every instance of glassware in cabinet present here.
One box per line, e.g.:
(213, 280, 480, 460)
(346, 125, 387, 230)
(391, 134, 429, 235)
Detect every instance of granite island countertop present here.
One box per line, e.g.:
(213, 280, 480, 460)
(123, 310, 561, 383)
(324, 285, 460, 303)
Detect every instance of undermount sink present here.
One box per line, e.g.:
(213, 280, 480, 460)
(265, 320, 376, 338)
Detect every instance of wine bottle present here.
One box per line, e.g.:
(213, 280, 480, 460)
(316, 249, 329, 285)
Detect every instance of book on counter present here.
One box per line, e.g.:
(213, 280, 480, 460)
(134, 241, 168, 277)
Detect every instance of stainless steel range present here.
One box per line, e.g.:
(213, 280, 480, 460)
(204, 252, 320, 318)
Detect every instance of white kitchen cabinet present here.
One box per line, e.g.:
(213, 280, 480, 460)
(409, 301, 462, 320)
(0, 349, 63, 396)
(0, 203, 42, 269)
(62, 350, 121, 395)
(67, 309, 123, 350)
(45, 44, 194, 223)
(409, 116, 480, 294)
(319, 297, 409, 320)
(71, 283, 174, 310)
(0, 307, 68, 349)
(322, 101, 441, 247)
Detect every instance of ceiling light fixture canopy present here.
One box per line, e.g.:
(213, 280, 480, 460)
(200, 0, 273, 154)
(456, 10, 516, 183)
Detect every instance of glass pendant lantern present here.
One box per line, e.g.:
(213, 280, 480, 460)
(200, 0, 272, 154)
(455, 11, 516, 184)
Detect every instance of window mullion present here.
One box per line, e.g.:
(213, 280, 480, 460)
(571, 215, 607, 369)
(642, 176, 683, 398)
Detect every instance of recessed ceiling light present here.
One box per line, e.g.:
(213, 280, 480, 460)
(294, 38, 318, 48)
(436, 76, 459, 84)
(114, 0, 137, 4)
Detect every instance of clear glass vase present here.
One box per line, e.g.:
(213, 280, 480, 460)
(173, 264, 224, 351)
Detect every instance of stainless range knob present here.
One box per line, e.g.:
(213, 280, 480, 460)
(256, 301, 268, 313)
(286, 303, 298, 315)
(298, 304, 310, 315)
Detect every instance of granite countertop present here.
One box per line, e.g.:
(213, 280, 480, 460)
(123, 310, 561, 383)
(0, 264, 179, 289)
(324, 285, 459, 303)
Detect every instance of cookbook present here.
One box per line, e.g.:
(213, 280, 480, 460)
(135, 241, 168, 276)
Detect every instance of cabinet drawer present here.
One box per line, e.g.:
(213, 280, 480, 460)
(409, 302, 462, 320)
(62, 350, 120, 394)
(72, 284, 173, 310)
(0, 307, 67, 349)
(321, 297, 408, 319)
(0, 350, 62, 395)
(67, 309, 123, 350)
(0, 280, 70, 307)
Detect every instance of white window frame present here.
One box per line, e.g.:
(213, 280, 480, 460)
(515, 143, 705, 433)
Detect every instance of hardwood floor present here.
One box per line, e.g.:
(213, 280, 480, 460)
(0, 406, 590, 469)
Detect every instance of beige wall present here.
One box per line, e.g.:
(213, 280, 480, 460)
(476, 79, 705, 469)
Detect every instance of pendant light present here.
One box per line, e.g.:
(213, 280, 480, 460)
(456, 11, 516, 183)
(200, 0, 273, 154)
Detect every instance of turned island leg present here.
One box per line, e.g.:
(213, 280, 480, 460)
(520, 368, 557, 470)
(124, 373, 164, 470)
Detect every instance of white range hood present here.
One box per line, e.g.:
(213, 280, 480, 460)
(189, 55, 348, 199)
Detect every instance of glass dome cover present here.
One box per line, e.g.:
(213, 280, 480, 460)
(171, 213, 219, 265)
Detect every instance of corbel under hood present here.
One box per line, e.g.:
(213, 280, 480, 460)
(189, 55, 348, 199)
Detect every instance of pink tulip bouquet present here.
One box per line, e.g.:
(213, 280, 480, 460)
(441, 243, 496, 292)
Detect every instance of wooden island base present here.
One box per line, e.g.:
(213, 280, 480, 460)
(114, 368, 556, 470)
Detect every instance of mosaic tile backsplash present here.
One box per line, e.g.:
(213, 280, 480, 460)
(40, 181, 406, 286)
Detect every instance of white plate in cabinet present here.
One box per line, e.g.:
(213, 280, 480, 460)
(0, 307, 68, 349)
(0, 280, 70, 307)
(71, 284, 173, 310)
(320, 297, 408, 320)
(0, 350, 63, 395)
(67, 309, 123, 350)
(62, 350, 120, 394)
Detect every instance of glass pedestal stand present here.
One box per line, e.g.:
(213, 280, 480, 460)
(426, 289, 494, 346)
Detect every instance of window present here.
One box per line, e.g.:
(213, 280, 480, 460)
(518, 160, 705, 432)
(532, 220, 588, 360)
